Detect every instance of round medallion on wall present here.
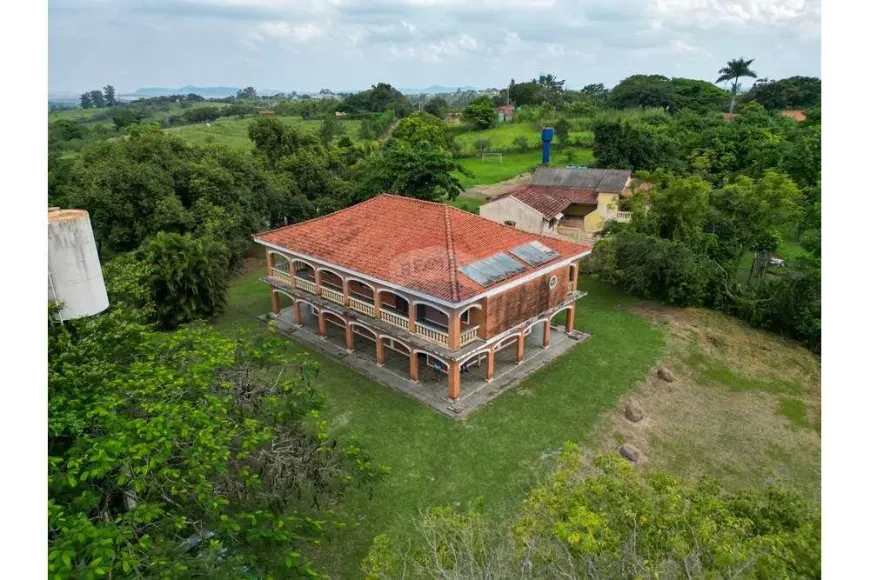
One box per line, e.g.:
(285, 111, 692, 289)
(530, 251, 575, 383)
(549, 275, 558, 289)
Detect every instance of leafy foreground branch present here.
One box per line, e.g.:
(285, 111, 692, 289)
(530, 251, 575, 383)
(48, 310, 388, 578)
(363, 444, 820, 579)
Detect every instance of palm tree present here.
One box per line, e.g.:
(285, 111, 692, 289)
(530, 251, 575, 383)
(716, 58, 758, 113)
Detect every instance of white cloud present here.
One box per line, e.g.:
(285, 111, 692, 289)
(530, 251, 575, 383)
(255, 20, 325, 42)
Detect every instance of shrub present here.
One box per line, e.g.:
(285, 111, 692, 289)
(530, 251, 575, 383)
(136, 232, 230, 329)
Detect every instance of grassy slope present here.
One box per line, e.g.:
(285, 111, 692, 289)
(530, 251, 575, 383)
(214, 264, 665, 577)
(164, 116, 363, 150)
(454, 148, 594, 188)
(453, 121, 593, 153)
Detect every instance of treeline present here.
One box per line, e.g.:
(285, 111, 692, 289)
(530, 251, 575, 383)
(79, 85, 117, 108)
(584, 102, 821, 351)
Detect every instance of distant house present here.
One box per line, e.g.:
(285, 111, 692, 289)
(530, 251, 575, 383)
(335, 111, 347, 117)
(496, 104, 515, 122)
(781, 109, 807, 122)
(445, 112, 463, 123)
(480, 167, 635, 240)
(259, 109, 275, 115)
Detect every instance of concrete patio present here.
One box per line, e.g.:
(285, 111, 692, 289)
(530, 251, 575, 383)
(259, 304, 590, 420)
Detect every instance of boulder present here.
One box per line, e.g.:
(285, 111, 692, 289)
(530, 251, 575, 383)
(657, 367, 675, 382)
(624, 399, 644, 422)
(618, 444, 641, 463)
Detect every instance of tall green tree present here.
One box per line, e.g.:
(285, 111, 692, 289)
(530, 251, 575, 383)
(79, 92, 92, 109)
(136, 232, 230, 329)
(88, 89, 106, 108)
(392, 111, 450, 150)
(423, 96, 449, 119)
(462, 96, 496, 129)
(356, 139, 469, 201)
(49, 304, 386, 578)
(102, 84, 116, 107)
(716, 57, 758, 113)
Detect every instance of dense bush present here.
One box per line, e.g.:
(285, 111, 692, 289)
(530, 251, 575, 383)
(364, 445, 820, 578)
(584, 233, 715, 305)
(49, 301, 387, 577)
(136, 232, 230, 329)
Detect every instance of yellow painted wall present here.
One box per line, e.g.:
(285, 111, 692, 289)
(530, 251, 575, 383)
(582, 194, 621, 232)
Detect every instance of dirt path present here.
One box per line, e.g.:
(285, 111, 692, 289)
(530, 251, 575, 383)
(461, 172, 532, 200)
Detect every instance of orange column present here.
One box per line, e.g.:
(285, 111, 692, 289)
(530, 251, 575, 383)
(407, 301, 416, 333)
(566, 305, 576, 332)
(448, 361, 461, 400)
(375, 337, 385, 366)
(318, 311, 327, 337)
(516, 333, 525, 363)
(342, 279, 350, 306)
(266, 251, 275, 276)
(373, 290, 382, 317)
(289, 259, 296, 286)
(314, 270, 323, 294)
(543, 319, 552, 348)
(345, 324, 354, 351)
(293, 302, 303, 325)
(409, 352, 419, 381)
(485, 349, 495, 381)
(448, 310, 461, 349)
(270, 288, 280, 315)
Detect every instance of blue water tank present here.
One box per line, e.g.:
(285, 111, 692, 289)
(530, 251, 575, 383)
(541, 127, 554, 165)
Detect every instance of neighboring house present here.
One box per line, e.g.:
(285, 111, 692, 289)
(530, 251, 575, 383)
(254, 194, 591, 404)
(496, 104, 515, 122)
(480, 167, 634, 239)
(781, 109, 807, 122)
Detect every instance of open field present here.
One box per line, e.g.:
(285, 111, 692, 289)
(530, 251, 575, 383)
(215, 259, 665, 577)
(454, 147, 594, 187)
(582, 302, 820, 502)
(215, 253, 820, 576)
(165, 116, 363, 150)
(452, 120, 594, 155)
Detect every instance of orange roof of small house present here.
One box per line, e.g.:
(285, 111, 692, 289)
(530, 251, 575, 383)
(254, 194, 591, 303)
(491, 184, 598, 219)
(781, 109, 807, 121)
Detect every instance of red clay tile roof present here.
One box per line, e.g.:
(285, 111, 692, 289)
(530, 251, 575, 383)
(492, 184, 599, 219)
(255, 194, 591, 303)
(781, 109, 807, 121)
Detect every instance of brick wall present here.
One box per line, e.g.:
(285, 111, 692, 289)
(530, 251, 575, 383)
(479, 265, 571, 338)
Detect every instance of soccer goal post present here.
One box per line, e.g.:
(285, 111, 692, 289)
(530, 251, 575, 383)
(481, 152, 503, 163)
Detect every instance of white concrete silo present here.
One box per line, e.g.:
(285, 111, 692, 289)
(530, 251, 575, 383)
(48, 208, 109, 321)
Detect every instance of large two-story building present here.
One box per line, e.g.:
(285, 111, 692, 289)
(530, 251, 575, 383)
(253, 194, 592, 404)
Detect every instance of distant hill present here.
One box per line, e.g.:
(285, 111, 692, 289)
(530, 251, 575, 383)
(129, 85, 241, 98)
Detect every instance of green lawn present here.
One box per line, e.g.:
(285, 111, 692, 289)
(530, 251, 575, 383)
(453, 121, 594, 155)
(165, 116, 363, 150)
(214, 265, 665, 577)
(448, 195, 485, 213)
(455, 148, 594, 187)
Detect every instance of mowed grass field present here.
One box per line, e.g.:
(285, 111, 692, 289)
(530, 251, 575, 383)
(452, 120, 593, 154)
(164, 116, 363, 150)
(215, 261, 666, 577)
(454, 147, 595, 187)
(215, 256, 820, 576)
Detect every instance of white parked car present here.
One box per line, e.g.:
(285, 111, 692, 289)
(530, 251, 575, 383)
(768, 257, 785, 267)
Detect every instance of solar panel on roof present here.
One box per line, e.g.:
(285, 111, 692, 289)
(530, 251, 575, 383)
(509, 240, 560, 266)
(460, 252, 526, 286)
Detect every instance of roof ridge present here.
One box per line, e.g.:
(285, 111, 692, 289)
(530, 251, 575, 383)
(251, 194, 388, 239)
(443, 204, 460, 302)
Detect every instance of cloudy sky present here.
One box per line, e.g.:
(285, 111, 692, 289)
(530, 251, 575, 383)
(49, 0, 821, 94)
